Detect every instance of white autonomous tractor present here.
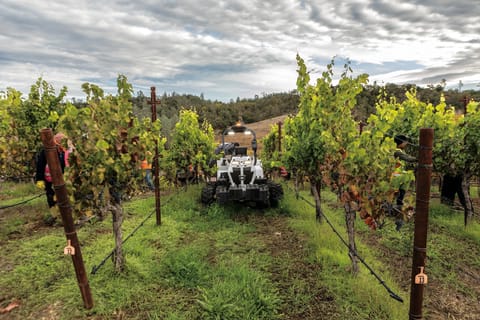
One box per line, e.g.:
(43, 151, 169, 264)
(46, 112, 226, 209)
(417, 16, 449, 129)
(201, 120, 283, 207)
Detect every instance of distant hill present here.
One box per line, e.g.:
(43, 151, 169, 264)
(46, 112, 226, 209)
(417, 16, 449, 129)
(240, 115, 288, 141)
(217, 115, 289, 154)
(132, 91, 298, 129)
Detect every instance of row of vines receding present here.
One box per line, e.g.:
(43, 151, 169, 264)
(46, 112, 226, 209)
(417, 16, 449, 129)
(261, 54, 479, 273)
(0, 76, 216, 272)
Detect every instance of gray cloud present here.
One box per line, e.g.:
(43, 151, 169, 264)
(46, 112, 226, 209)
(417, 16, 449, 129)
(1, 0, 479, 101)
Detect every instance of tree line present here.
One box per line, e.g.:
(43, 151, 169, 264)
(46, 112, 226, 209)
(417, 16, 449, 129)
(130, 83, 480, 132)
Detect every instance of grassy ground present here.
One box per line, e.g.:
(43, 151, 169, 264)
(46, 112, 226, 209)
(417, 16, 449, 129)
(1, 181, 479, 319)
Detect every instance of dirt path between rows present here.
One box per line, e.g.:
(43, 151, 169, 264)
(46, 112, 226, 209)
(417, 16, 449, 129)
(247, 215, 341, 320)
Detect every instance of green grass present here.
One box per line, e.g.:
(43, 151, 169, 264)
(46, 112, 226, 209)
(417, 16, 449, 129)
(0, 181, 38, 200)
(0, 184, 285, 319)
(197, 258, 282, 320)
(282, 188, 409, 320)
(429, 202, 480, 244)
(371, 200, 480, 285)
(1, 181, 479, 319)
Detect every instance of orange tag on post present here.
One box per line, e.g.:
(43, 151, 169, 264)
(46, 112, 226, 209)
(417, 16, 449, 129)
(415, 266, 428, 284)
(64, 240, 75, 256)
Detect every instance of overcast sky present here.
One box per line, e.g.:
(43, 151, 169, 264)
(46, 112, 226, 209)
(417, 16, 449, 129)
(1, 0, 479, 102)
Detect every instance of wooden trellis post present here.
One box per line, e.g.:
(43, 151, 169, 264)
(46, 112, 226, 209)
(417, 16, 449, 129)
(409, 128, 433, 320)
(148, 86, 162, 225)
(40, 128, 93, 309)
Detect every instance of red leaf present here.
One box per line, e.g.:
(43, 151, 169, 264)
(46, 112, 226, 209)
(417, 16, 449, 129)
(0, 300, 20, 314)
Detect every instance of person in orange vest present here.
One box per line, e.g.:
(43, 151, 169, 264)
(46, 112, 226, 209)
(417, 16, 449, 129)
(141, 158, 154, 191)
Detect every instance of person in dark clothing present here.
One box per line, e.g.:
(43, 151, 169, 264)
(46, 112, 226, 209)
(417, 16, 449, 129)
(35, 133, 67, 210)
(441, 174, 466, 208)
(392, 134, 417, 230)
